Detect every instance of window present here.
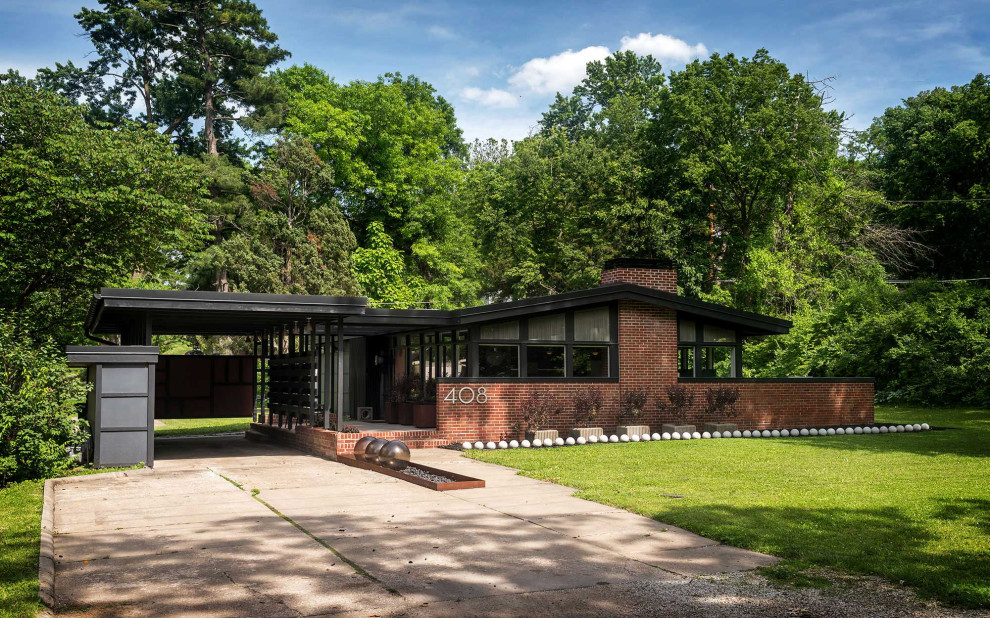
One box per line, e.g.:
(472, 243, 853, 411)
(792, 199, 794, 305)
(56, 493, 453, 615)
(526, 345, 565, 377)
(455, 344, 469, 377)
(528, 314, 565, 341)
(679, 319, 697, 342)
(478, 345, 519, 377)
(440, 344, 453, 377)
(701, 347, 733, 377)
(573, 346, 608, 377)
(481, 321, 519, 340)
(574, 307, 610, 341)
(703, 324, 736, 343)
(408, 346, 422, 378)
(678, 346, 695, 377)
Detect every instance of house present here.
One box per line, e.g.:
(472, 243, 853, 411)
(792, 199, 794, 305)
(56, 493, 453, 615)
(70, 258, 873, 466)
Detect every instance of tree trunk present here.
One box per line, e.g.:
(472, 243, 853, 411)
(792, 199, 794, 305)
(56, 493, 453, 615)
(204, 81, 218, 156)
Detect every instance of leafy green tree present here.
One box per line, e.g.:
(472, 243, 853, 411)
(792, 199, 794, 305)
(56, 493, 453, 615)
(270, 65, 480, 306)
(203, 137, 360, 296)
(867, 74, 990, 278)
(352, 222, 425, 307)
(0, 85, 208, 341)
(0, 319, 90, 485)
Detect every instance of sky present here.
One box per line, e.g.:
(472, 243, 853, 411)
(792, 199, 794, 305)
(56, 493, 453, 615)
(1, 0, 988, 142)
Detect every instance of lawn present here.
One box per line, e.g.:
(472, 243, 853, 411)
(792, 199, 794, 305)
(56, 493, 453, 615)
(468, 405, 990, 608)
(155, 416, 252, 437)
(0, 466, 140, 618)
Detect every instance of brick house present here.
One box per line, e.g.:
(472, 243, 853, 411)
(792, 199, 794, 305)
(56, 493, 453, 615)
(77, 258, 873, 465)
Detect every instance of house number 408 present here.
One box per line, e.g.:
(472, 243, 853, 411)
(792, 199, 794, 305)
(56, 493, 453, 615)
(443, 386, 488, 404)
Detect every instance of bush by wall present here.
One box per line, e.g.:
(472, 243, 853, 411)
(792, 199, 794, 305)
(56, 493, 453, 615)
(0, 319, 89, 486)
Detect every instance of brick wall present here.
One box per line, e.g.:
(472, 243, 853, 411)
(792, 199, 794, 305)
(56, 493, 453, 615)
(248, 422, 447, 458)
(600, 267, 677, 293)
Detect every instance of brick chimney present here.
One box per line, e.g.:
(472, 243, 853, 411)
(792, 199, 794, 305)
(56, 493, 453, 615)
(600, 258, 678, 294)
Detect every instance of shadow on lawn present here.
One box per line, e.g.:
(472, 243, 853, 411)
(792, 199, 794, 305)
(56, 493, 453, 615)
(648, 499, 990, 608)
(766, 428, 988, 459)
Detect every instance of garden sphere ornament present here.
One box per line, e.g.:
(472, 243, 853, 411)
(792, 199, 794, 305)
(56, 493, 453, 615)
(712, 431, 722, 438)
(630, 434, 640, 442)
(702, 432, 712, 439)
(904, 425, 914, 432)
(498, 441, 508, 449)
(509, 440, 519, 448)
(474, 441, 485, 450)
(641, 433, 651, 442)
(888, 425, 898, 433)
(921, 423, 930, 430)
(566, 437, 576, 446)
(692, 431, 702, 440)
(609, 435, 619, 443)
(732, 430, 742, 438)
(486, 441, 497, 450)
(871, 427, 880, 434)
(554, 437, 565, 446)
(799, 429, 809, 436)
(836, 428, 845, 435)
(353, 436, 377, 460)
(826, 428, 835, 436)
(771, 430, 781, 438)
(620, 434, 630, 442)
(781, 429, 790, 437)
(588, 434, 598, 443)
(912, 424, 922, 431)
(742, 430, 752, 438)
(879, 426, 888, 434)
(379, 440, 411, 470)
(662, 432, 672, 440)
(576, 436, 586, 445)
(365, 438, 390, 464)
(854, 427, 863, 434)
(462, 442, 473, 450)
(809, 429, 818, 436)
(671, 432, 681, 440)
(521, 440, 531, 448)
(761, 430, 771, 438)
(652, 433, 662, 441)
(896, 425, 905, 432)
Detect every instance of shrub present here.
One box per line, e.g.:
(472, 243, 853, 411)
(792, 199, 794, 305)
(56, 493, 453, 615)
(619, 387, 649, 420)
(657, 384, 695, 422)
(387, 375, 413, 403)
(0, 321, 90, 486)
(703, 385, 740, 420)
(423, 378, 437, 402)
(572, 387, 605, 427)
(517, 391, 562, 433)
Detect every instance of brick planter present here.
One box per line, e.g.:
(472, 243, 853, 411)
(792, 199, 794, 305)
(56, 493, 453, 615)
(396, 402, 414, 425)
(385, 402, 401, 424)
(413, 403, 437, 428)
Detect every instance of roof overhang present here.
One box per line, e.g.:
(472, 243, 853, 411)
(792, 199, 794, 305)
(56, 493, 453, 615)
(86, 284, 791, 339)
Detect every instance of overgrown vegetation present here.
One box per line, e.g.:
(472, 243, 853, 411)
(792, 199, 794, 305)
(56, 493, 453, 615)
(469, 405, 990, 608)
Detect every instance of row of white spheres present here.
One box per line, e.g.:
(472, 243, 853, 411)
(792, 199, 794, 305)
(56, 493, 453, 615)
(460, 423, 930, 450)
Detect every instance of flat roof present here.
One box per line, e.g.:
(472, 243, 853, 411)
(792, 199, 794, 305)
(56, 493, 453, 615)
(86, 284, 791, 338)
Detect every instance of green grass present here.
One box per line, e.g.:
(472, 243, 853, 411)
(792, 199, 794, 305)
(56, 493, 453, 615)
(155, 417, 252, 437)
(0, 466, 141, 618)
(468, 406, 990, 608)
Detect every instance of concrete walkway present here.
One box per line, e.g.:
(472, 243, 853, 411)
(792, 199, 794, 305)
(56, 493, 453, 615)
(49, 436, 776, 617)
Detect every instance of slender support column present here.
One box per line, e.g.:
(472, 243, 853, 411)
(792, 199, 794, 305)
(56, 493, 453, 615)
(322, 323, 332, 429)
(336, 317, 345, 426)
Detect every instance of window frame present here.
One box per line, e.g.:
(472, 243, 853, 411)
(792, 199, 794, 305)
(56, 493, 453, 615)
(676, 315, 742, 378)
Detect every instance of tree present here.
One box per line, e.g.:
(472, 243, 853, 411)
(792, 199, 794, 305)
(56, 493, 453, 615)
(867, 74, 990, 278)
(351, 222, 425, 308)
(0, 85, 208, 342)
(204, 137, 360, 296)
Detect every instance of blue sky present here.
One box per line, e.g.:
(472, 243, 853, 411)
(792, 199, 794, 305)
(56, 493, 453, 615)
(1, 1, 988, 141)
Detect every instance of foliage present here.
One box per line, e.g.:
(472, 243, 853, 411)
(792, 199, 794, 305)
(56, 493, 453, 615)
(470, 405, 990, 608)
(702, 385, 741, 420)
(272, 65, 480, 306)
(517, 392, 563, 433)
(866, 74, 990, 278)
(619, 387, 649, 419)
(571, 387, 605, 427)
(352, 222, 426, 307)
(387, 375, 414, 403)
(423, 378, 437, 402)
(0, 321, 89, 486)
(657, 384, 695, 422)
(0, 84, 207, 342)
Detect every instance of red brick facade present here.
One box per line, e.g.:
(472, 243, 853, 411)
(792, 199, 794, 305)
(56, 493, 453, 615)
(248, 421, 446, 459)
(600, 267, 677, 293)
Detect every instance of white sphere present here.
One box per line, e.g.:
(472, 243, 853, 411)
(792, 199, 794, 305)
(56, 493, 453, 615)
(690, 431, 700, 440)
(810, 428, 819, 436)
(751, 430, 761, 438)
(780, 429, 790, 437)
(474, 441, 485, 450)
(652, 433, 662, 441)
(576, 436, 586, 445)
(641, 433, 651, 442)
(532, 438, 542, 447)
(662, 432, 672, 440)
(819, 429, 828, 436)
(620, 434, 630, 442)
(554, 437, 565, 446)
(712, 431, 722, 438)
(565, 437, 576, 446)
(912, 424, 921, 432)
(904, 424, 914, 432)
(871, 427, 880, 434)
(921, 423, 930, 430)
(742, 430, 752, 438)
(771, 430, 781, 438)
(759, 430, 769, 438)
(486, 441, 497, 450)
(672, 432, 681, 440)
(509, 440, 519, 448)
(702, 431, 712, 439)
(853, 427, 863, 434)
(682, 432, 692, 440)
(896, 425, 905, 433)
(588, 434, 598, 443)
(630, 434, 640, 442)
(498, 441, 508, 449)
(836, 428, 845, 435)
(879, 426, 888, 434)
(732, 430, 742, 438)
(826, 428, 835, 436)
(521, 439, 531, 448)
(888, 425, 898, 433)
(800, 429, 809, 436)
(609, 435, 619, 443)
(462, 442, 473, 450)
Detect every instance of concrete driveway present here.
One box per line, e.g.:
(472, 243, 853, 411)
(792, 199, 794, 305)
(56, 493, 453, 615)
(49, 436, 778, 617)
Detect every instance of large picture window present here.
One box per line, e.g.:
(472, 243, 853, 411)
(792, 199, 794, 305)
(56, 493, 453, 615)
(678, 315, 740, 377)
(528, 314, 565, 341)
(574, 307, 610, 341)
(478, 344, 519, 377)
(572, 346, 608, 377)
(526, 345, 565, 377)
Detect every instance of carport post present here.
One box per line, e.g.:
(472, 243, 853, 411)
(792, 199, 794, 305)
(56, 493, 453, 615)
(323, 321, 332, 429)
(336, 317, 345, 426)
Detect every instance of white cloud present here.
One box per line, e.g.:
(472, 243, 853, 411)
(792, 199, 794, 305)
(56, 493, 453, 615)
(427, 25, 457, 40)
(460, 87, 519, 108)
(507, 45, 611, 94)
(618, 32, 708, 63)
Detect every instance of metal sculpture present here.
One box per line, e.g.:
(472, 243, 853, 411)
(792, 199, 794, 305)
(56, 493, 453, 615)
(353, 436, 376, 460)
(365, 438, 389, 464)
